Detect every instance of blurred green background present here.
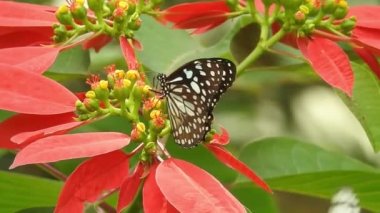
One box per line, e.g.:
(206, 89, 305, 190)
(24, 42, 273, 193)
(1, 0, 380, 212)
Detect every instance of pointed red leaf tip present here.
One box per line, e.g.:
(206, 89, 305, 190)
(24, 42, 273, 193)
(10, 132, 130, 169)
(55, 151, 129, 213)
(156, 158, 246, 213)
(207, 145, 272, 193)
(297, 36, 354, 96)
(210, 127, 230, 145)
(0, 112, 75, 150)
(351, 27, 380, 55)
(161, 0, 230, 34)
(354, 47, 380, 79)
(143, 163, 179, 213)
(0, 1, 56, 27)
(0, 47, 60, 74)
(120, 36, 139, 70)
(11, 121, 84, 145)
(117, 163, 145, 212)
(0, 64, 77, 114)
(82, 35, 113, 52)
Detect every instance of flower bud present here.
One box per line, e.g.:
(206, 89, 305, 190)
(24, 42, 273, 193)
(83, 98, 99, 111)
(294, 11, 306, 23)
(71, 2, 87, 20)
(144, 141, 156, 154)
(136, 122, 146, 133)
(126, 70, 140, 81)
(85, 90, 96, 99)
(340, 17, 356, 33)
(88, 0, 104, 12)
(128, 17, 142, 31)
(56, 5, 73, 25)
(333, 3, 348, 19)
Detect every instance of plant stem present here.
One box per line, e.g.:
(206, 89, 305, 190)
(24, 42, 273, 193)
(236, 26, 286, 76)
(37, 163, 67, 181)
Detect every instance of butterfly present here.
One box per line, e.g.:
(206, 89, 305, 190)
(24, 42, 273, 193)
(155, 58, 236, 148)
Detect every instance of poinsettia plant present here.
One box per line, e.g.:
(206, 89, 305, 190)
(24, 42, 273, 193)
(1, 0, 380, 212)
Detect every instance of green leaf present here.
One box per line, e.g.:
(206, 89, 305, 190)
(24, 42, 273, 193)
(266, 171, 380, 212)
(339, 62, 380, 152)
(48, 46, 90, 76)
(135, 15, 238, 72)
(0, 171, 62, 212)
(239, 137, 375, 179)
(238, 137, 380, 212)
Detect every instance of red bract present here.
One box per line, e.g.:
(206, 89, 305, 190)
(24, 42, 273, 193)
(10, 132, 130, 169)
(120, 36, 139, 70)
(55, 151, 129, 213)
(0, 1, 56, 48)
(143, 163, 178, 213)
(156, 158, 246, 213)
(160, 0, 231, 34)
(207, 144, 272, 193)
(297, 36, 354, 96)
(82, 35, 113, 52)
(0, 64, 77, 114)
(0, 47, 60, 74)
(0, 113, 76, 150)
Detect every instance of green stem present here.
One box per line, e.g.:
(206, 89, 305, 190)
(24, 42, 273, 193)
(236, 27, 286, 76)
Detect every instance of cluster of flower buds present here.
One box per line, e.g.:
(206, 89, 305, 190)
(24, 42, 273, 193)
(75, 65, 169, 160)
(270, 0, 356, 36)
(53, 0, 161, 43)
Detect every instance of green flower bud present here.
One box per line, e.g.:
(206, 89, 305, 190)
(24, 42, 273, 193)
(71, 3, 87, 20)
(322, 0, 337, 14)
(88, 0, 104, 13)
(333, 6, 348, 19)
(55, 5, 73, 25)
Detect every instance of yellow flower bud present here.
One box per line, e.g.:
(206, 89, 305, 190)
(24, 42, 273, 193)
(123, 79, 131, 87)
(99, 80, 109, 89)
(338, 0, 348, 8)
(85, 90, 96, 98)
(115, 69, 125, 79)
(150, 110, 161, 119)
(136, 122, 146, 133)
(299, 5, 309, 14)
(117, 0, 129, 9)
(143, 85, 152, 94)
(126, 70, 140, 80)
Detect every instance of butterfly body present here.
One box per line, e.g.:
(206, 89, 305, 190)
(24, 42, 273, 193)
(157, 58, 236, 147)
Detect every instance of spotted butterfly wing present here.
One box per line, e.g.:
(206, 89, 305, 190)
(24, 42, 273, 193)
(157, 58, 236, 147)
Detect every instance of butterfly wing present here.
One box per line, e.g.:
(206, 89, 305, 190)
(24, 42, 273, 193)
(165, 58, 236, 147)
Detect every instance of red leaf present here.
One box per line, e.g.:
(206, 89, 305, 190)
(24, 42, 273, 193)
(298, 37, 353, 96)
(10, 132, 130, 168)
(353, 47, 380, 79)
(0, 47, 60, 74)
(161, 1, 230, 33)
(0, 27, 53, 48)
(55, 151, 129, 213)
(0, 1, 56, 27)
(0, 64, 77, 114)
(348, 6, 380, 29)
(117, 163, 144, 212)
(352, 27, 380, 55)
(143, 163, 179, 213)
(120, 36, 139, 70)
(210, 127, 230, 145)
(207, 144, 272, 193)
(156, 158, 246, 213)
(11, 121, 84, 145)
(82, 35, 112, 52)
(0, 112, 75, 150)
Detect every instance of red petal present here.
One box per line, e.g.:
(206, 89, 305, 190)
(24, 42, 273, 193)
(352, 27, 380, 55)
(0, 64, 77, 114)
(10, 132, 130, 168)
(0, 1, 56, 27)
(156, 158, 245, 213)
(206, 144, 272, 193)
(161, 1, 230, 32)
(143, 163, 179, 213)
(348, 6, 380, 29)
(117, 163, 144, 212)
(298, 37, 353, 96)
(82, 35, 112, 52)
(119, 36, 139, 70)
(0, 27, 53, 48)
(0, 112, 75, 150)
(55, 151, 129, 213)
(0, 47, 60, 74)
(11, 121, 84, 145)
(353, 47, 380, 79)
(210, 127, 230, 145)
